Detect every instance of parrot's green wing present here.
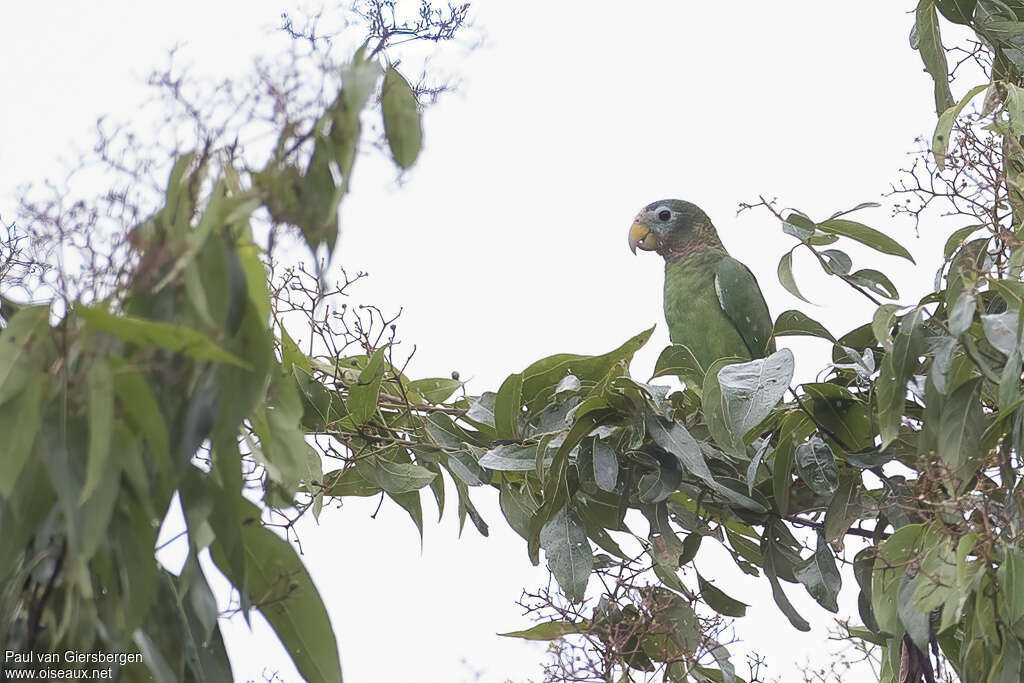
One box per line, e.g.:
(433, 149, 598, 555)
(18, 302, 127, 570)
(714, 256, 776, 359)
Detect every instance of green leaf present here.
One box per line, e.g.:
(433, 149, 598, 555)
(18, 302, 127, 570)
(777, 251, 811, 303)
(938, 377, 984, 492)
(877, 308, 925, 446)
(823, 474, 860, 545)
(898, 575, 931, 653)
(936, 0, 977, 24)
(915, 0, 955, 115)
(944, 224, 984, 259)
(540, 505, 593, 602)
(999, 549, 1024, 625)
(479, 443, 550, 472)
(697, 572, 748, 617)
(348, 347, 386, 426)
(704, 349, 794, 458)
(773, 310, 835, 342)
(0, 373, 46, 498)
(817, 219, 915, 263)
(795, 534, 841, 612)
(846, 268, 899, 299)
(211, 499, 343, 683)
(494, 372, 523, 440)
(982, 310, 1022, 356)
(820, 248, 853, 275)
(375, 460, 437, 494)
(520, 327, 654, 407)
(76, 306, 249, 367)
(763, 532, 810, 631)
(801, 383, 873, 451)
(933, 83, 989, 169)
(81, 359, 115, 502)
(592, 438, 618, 493)
(651, 344, 703, 384)
(499, 620, 590, 640)
(407, 377, 461, 403)
(794, 436, 839, 496)
(948, 291, 977, 336)
(0, 305, 50, 404)
(645, 410, 766, 512)
(381, 66, 422, 169)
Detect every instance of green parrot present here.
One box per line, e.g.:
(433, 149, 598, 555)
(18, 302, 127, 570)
(628, 199, 775, 377)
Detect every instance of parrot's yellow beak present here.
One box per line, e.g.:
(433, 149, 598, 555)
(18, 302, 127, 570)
(629, 220, 659, 254)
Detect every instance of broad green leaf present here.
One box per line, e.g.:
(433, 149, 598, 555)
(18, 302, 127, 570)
(877, 308, 925, 446)
(697, 572, 748, 617)
(944, 224, 984, 259)
(81, 359, 115, 502)
(381, 66, 422, 168)
(479, 443, 550, 472)
(0, 305, 50, 404)
(936, 0, 976, 24)
(591, 438, 618, 492)
(499, 482, 539, 539)
(847, 268, 899, 299)
(933, 83, 989, 169)
(375, 460, 436, 494)
(820, 248, 853, 275)
(499, 620, 590, 640)
(704, 349, 794, 458)
(773, 310, 835, 341)
(817, 219, 915, 263)
(540, 505, 593, 602)
(325, 458, 382, 497)
(211, 499, 343, 683)
(76, 306, 249, 367)
(999, 549, 1024, 625)
(348, 347, 386, 426)
(795, 534, 841, 612)
(645, 411, 765, 512)
(520, 327, 654, 407)
(913, 537, 957, 612)
(801, 383, 873, 451)
(794, 437, 838, 496)
(777, 251, 811, 303)
(407, 377, 461, 403)
(982, 310, 1022, 356)
(494, 372, 523, 440)
(949, 291, 977, 336)
(938, 377, 983, 491)
(0, 373, 45, 497)
(823, 474, 860, 545)
(651, 344, 703, 384)
(897, 575, 931, 653)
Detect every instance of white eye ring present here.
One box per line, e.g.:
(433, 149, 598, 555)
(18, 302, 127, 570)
(655, 207, 672, 221)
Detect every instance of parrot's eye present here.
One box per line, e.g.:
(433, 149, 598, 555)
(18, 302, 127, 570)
(657, 209, 672, 222)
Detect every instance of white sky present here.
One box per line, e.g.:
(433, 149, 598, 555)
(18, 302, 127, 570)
(2, 2, 970, 681)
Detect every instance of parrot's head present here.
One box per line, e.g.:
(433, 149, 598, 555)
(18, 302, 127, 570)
(628, 199, 719, 261)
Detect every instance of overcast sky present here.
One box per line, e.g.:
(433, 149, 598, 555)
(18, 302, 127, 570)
(2, 2, 965, 681)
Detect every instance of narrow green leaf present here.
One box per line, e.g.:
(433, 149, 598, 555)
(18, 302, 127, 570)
(407, 377, 461, 403)
(499, 620, 590, 640)
(348, 347, 386, 426)
(915, 0, 955, 115)
(697, 573, 748, 617)
(81, 359, 115, 502)
(77, 306, 249, 367)
(381, 66, 422, 169)
(0, 373, 45, 497)
(494, 372, 523, 440)
(818, 219, 915, 263)
(933, 83, 989, 169)
(777, 251, 811, 303)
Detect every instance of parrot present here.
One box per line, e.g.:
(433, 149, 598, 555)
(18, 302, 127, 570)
(628, 198, 775, 378)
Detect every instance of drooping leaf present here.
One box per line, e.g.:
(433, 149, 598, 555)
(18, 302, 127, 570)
(795, 534, 841, 612)
(210, 499, 342, 683)
(540, 505, 593, 602)
(777, 251, 811, 303)
(348, 347, 387, 426)
(381, 65, 423, 169)
(933, 83, 989, 168)
(697, 573, 748, 617)
(915, 0, 955, 115)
